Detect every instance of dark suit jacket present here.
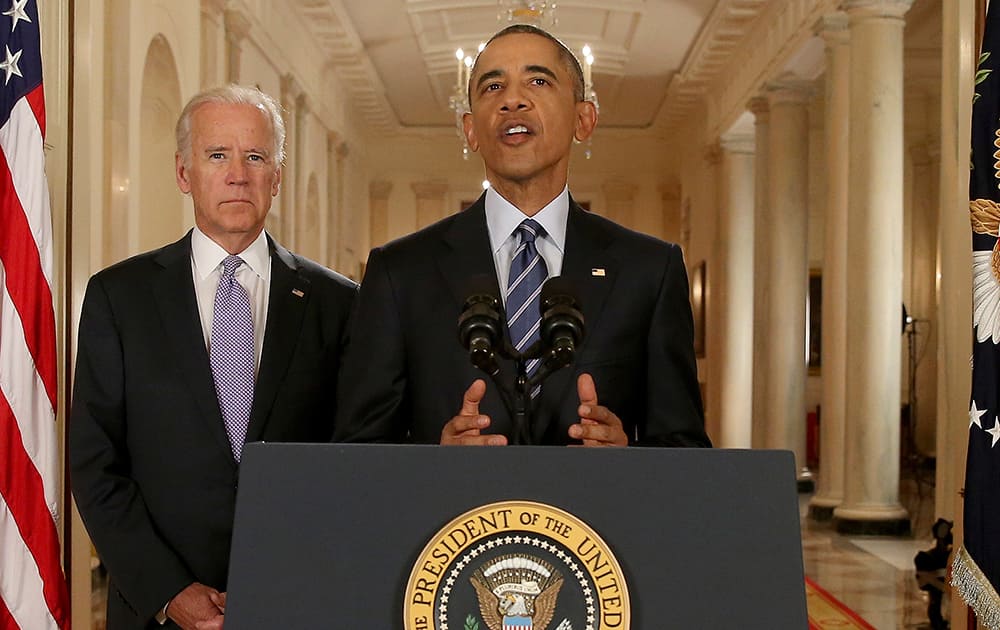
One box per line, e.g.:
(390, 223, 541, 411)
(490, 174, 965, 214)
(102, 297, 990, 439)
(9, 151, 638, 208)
(69, 232, 357, 629)
(335, 195, 709, 447)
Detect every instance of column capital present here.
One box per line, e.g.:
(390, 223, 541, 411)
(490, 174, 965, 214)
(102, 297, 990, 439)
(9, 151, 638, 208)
(747, 96, 770, 122)
(814, 11, 850, 44)
(281, 73, 303, 106)
(370, 181, 393, 200)
(411, 180, 449, 200)
(201, 0, 226, 18)
(843, 0, 914, 21)
(766, 73, 815, 106)
(224, 9, 252, 44)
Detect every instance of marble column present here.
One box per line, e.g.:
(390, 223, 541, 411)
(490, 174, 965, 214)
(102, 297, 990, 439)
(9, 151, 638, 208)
(833, 0, 913, 536)
(763, 76, 813, 490)
(411, 180, 450, 229)
(293, 92, 315, 257)
(278, 74, 302, 247)
(369, 181, 392, 251)
(809, 12, 850, 522)
(224, 9, 251, 83)
(748, 96, 770, 451)
(717, 134, 755, 448)
(326, 132, 343, 269)
(659, 185, 681, 244)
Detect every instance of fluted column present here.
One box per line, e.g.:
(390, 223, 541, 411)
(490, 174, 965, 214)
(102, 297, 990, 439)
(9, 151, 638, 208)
(833, 0, 913, 535)
(809, 12, 850, 522)
(326, 132, 342, 269)
(370, 181, 393, 250)
(762, 77, 812, 490)
(200, 0, 226, 88)
(660, 185, 681, 243)
(717, 134, 755, 448)
(411, 180, 450, 229)
(279, 74, 301, 247)
(748, 96, 770, 450)
(293, 92, 315, 257)
(224, 10, 251, 83)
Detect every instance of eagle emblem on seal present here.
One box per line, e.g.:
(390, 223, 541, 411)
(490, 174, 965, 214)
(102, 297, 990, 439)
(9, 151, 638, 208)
(470, 554, 564, 630)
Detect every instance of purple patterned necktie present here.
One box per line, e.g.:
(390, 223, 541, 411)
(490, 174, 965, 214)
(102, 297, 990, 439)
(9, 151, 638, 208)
(507, 219, 548, 397)
(210, 255, 255, 461)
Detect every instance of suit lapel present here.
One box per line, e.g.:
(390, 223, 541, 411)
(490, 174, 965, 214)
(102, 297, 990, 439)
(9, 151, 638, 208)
(151, 232, 233, 458)
(245, 238, 310, 443)
(532, 201, 618, 442)
(436, 196, 512, 426)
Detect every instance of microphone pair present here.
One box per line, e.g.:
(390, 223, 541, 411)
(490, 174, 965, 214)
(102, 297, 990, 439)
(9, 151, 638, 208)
(457, 276, 585, 378)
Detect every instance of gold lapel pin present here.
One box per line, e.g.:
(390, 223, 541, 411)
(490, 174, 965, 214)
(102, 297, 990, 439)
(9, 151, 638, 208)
(591, 268, 606, 277)
(292, 289, 305, 297)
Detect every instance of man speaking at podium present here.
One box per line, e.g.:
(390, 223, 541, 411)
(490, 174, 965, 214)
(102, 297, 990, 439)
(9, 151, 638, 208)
(336, 25, 710, 449)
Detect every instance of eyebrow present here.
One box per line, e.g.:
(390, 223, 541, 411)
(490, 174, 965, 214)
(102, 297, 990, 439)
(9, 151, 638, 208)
(474, 64, 560, 91)
(203, 145, 271, 157)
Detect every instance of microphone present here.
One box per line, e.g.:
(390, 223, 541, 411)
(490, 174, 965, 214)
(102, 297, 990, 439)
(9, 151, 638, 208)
(458, 277, 503, 376)
(540, 276, 585, 370)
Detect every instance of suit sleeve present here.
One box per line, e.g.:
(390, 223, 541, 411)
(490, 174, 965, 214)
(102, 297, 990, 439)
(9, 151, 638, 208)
(638, 244, 712, 447)
(333, 247, 410, 442)
(68, 275, 193, 621)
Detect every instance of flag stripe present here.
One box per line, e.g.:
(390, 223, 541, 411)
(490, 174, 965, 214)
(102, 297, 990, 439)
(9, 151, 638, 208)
(0, 135, 57, 408)
(0, 2, 69, 626)
(3, 87, 54, 286)
(0, 490, 59, 630)
(0, 261, 58, 509)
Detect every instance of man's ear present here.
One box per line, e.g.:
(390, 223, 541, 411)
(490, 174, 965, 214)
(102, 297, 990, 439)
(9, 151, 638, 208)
(176, 153, 192, 194)
(271, 166, 282, 197)
(573, 100, 598, 143)
(463, 112, 479, 152)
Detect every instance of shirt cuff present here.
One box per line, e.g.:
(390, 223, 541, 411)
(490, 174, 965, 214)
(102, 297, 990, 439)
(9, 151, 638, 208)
(155, 599, 171, 625)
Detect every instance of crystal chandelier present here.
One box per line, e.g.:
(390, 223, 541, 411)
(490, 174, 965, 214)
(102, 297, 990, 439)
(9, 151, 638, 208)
(499, 1, 557, 27)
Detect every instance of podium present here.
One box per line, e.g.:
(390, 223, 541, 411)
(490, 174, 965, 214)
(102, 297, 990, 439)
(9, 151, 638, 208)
(226, 444, 807, 628)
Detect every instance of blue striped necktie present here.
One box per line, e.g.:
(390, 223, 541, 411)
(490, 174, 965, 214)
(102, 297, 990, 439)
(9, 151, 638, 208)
(506, 219, 548, 392)
(210, 255, 255, 461)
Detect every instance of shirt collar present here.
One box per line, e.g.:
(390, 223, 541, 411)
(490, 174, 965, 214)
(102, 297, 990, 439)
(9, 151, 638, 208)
(484, 186, 569, 254)
(191, 227, 270, 281)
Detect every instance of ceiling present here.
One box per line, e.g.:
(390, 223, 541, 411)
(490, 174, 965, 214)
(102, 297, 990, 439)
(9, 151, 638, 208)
(290, 0, 775, 134)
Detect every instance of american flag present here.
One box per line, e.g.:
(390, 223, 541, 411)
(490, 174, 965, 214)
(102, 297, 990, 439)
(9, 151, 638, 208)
(0, 0, 70, 628)
(955, 1, 1000, 626)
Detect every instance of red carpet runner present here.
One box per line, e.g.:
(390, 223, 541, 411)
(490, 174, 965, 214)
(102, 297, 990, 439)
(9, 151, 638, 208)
(806, 577, 877, 629)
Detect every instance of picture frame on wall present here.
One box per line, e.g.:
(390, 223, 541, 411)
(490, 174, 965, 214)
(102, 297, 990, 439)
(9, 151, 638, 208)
(808, 270, 822, 374)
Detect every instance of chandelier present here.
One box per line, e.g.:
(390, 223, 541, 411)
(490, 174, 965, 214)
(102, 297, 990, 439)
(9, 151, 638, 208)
(499, 1, 557, 27)
(449, 37, 597, 160)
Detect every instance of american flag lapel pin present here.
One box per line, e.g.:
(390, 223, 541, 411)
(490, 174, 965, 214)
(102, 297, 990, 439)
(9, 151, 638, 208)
(292, 289, 305, 298)
(591, 268, 606, 277)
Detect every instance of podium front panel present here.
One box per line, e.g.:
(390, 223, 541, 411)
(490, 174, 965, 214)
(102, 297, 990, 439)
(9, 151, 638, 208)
(227, 444, 807, 628)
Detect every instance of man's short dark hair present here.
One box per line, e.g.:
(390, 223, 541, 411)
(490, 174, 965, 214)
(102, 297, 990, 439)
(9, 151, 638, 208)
(469, 24, 586, 105)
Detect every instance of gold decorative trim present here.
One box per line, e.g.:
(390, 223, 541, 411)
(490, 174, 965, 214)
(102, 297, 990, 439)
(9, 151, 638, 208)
(970, 198, 1000, 235)
(952, 545, 1000, 628)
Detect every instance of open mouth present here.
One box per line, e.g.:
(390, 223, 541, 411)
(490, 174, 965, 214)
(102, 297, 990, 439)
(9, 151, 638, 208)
(505, 124, 530, 136)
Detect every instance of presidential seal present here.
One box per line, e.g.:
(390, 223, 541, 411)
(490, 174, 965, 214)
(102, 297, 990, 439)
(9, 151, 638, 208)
(404, 500, 630, 630)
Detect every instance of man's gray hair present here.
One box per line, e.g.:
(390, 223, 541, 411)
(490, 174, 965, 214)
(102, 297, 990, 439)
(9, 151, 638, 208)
(175, 84, 286, 168)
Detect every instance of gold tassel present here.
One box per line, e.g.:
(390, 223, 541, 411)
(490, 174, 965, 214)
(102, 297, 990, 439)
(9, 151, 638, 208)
(953, 545, 1000, 629)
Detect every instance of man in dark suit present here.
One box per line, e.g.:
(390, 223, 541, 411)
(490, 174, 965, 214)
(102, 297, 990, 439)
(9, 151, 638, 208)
(335, 25, 709, 449)
(69, 85, 357, 629)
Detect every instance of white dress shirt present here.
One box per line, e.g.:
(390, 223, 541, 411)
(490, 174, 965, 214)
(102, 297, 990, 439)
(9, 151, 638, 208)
(484, 185, 569, 305)
(190, 227, 271, 374)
